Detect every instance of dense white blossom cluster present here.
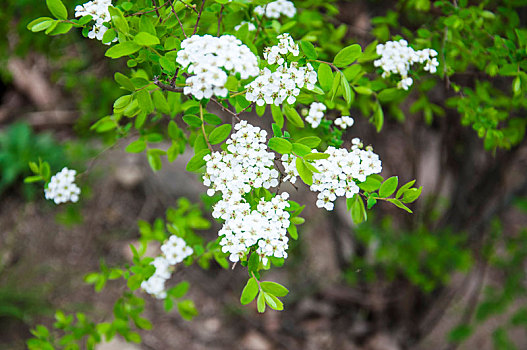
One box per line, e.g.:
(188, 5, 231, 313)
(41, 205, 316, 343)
(254, 0, 296, 18)
(44, 167, 81, 204)
(246, 34, 317, 106)
(281, 141, 382, 211)
(74, 0, 117, 44)
(334, 116, 354, 129)
(141, 236, 193, 299)
(177, 35, 259, 100)
(235, 21, 256, 31)
(305, 102, 326, 128)
(203, 121, 291, 263)
(374, 39, 439, 90)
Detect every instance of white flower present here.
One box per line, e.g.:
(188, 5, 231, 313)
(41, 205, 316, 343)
(334, 115, 354, 129)
(44, 167, 81, 204)
(75, 0, 117, 45)
(374, 39, 439, 89)
(305, 102, 326, 128)
(254, 0, 296, 18)
(235, 21, 257, 31)
(176, 35, 259, 100)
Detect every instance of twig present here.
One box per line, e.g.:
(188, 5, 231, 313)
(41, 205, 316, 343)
(193, 0, 206, 35)
(217, 5, 224, 36)
(170, 1, 188, 38)
(125, 0, 170, 17)
(178, 0, 198, 13)
(151, 0, 162, 22)
(210, 98, 241, 121)
(153, 76, 184, 92)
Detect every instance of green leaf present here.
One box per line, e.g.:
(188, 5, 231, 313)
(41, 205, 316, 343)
(152, 90, 170, 114)
(264, 292, 284, 311)
(147, 149, 163, 171)
(260, 281, 289, 297)
(287, 224, 298, 239)
(159, 56, 176, 74)
(351, 194, 367, 224)
(136, 89, 154, 114)
(257, 291, 266, 313)
(271, 105, 284, 128)
(208, 124, 232, 144)
(109, 6, 129, 34)
(296, 136, 321, 148)
(134, 32, 160, 46)
(240, 278, 259, 305)
(248, 252, 259, 275)
(295, 158, 313, 185)
(114, 72, 135, 91)
(379, 176, 398, 197)
(268, 137, 292, 154)
(292, 143, 311, 157)
(134, 317, 152, 330)
(358, 175, 382, 192)
(125, 139, 146, 153)
(105, 41, 141, 59)
(395, 180, 416, 198)
(182, 115, 202, 127)
(203, 113, 222, 125)
(170, 281, 190, 298)
(387, 198, 413, 213)
(113, 94, 132, 111)
(272, 123, 282, 137)
(46, 0, 68, 19)
(300, 41, 317, 59)
(24, 175, 42, 183)
(283, 105, 304, 128)
(340, 71, 353, 105)
(102, 28, 117, 44)
(333, 44, 362, 67)
(318, 63, 333, 92)
(401, 187, 422, 203)
(448, 324, 473, 343)
(28, 18, 54, 32)
(304, 152, 329, 160)
(186, 149, 210, 172)
(177, 300, 198, 320)
(47, 22, 72, 35)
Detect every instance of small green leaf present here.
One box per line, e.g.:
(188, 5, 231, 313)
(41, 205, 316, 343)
(114, 72, 135, 91)
(395, 179, 416, 198)
(136, 89, 154, 114)
(287, 224, 298, 240)
(333, 44, 362, 67)
(159, 56, 176, 74)
(283, 105, 304, 128)
(351, 194, 367, 224)
(170, 281, 190, 298)
(208, 124, 232, 144)
(300, 40, 317, 59)
(378, 88, 406, 103)
(125, 139, 146, 153)
(304, 152, 329, 160)
(318, 63, 333, 92)
(102, 28, 117, 44)
(340, 72, 353, 105)
(401, 187, 422, 203)
(260, 281, 289, 297)
(186, 149, 210, 172)
(387, 198, 413, 213)
(177, 300, 198, 320)
(296, 136, 321, 148)
(46, 0, 68, 19)
(182, 115, 202, 127)
(105, 41, 141, 59)
(268, 137, 292, 154)
(152, 90, 170, 114)
(257, 291, 266, 313)
(264, 292, 284, 311)
(134, 32, 160, 46)
(271, 105, 284, 128)
(379, 176, 398, 197)
(248, 252, 259, 275)
(24, 175, 42, 183)
(147, 149, 163, 171)
(295, 158, 313, 185)
(358, 175, 382, 192)
(272, 123, 282, 137)
(240, 278, 259, 305)
(292, 143, 312, 157)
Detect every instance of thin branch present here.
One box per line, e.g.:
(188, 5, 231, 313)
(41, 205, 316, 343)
(200, 103, 213, 151)
(193, 0, 206, 35)
(217, 5, 224, 36)
(125, 0, 170, 17)
(210, 98, 241, 121)
(170, 1, 188, 38)
(153, 76, 184, 92)
(151, 0, 162, 22)
(178, 0, 198, 13)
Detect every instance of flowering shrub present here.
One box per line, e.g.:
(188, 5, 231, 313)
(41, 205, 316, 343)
(22, 0, 527, 348)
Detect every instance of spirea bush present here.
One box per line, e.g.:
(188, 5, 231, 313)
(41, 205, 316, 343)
(22, 0, 526, 348)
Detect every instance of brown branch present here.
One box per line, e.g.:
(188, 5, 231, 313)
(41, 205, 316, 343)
(210, 98, 241, 121)
(170, 1, 188, 38)
(217, 5, 224, 36)
(151, 0, 162, 22)
(153, 76, 184, 92)
(177, 0, 198, 13)
(193, 0, 206, 35)
(125, 0, 170, 17)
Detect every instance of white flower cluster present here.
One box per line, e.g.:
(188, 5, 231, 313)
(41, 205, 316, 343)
(305, 102, 326, 128)
(203, 121, 291, 263)
(246, 34, 317, 106)
(374, 39, 439, 90)
(334, 116, 354, 129)
(44, 167, 81, 204)
(254, 0, 296, 18)
(141, 236, 193, 299)
(235, 21, 256, 31)
(74, 0, 117, 44)
(177, 35, 259, 100)
(281, 140, 382, 211)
